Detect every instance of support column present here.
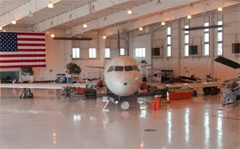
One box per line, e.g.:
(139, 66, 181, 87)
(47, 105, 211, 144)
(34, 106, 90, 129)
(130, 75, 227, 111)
(99, 34, 106, 79)
(210, 12, 215, 78)
(177, 19, 182, 76)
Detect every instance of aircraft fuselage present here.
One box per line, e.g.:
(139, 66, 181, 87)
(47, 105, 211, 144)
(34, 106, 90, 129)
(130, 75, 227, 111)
(104, 56, 143, 96)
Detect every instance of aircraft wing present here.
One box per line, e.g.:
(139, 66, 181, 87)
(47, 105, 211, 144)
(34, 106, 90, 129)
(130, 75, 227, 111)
(0, 83, 94, 89)
(155, 82, 222, 89)
(86, 66, 104, 69)
(187, 82, 223, 88)
(214, 56, 240, 69)
(141, 64, 152, 67)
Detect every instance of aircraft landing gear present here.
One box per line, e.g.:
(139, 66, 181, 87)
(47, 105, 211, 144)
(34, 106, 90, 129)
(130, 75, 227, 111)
(108, 96, 130, 110)
(117, 97, 130, 110)
(121, 101, 130, 110)
(20, 88, 34, 99)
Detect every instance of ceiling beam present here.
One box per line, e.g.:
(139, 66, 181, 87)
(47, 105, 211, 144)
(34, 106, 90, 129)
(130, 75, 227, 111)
(95, 0, 239, 37)
(68, 0, 195, 36)
(33, 0, 133, 32)
(0, 0, 61, 27)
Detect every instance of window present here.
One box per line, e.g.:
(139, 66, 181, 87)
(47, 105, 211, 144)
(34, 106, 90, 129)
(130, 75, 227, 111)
(115, 66, 123, 71)
(107, 66, 114, 72)
(125, 66, 133, 71)
(204, 33, 209, 42)
(217, 21, 223, 56)
(217, 43, 223, 55)
(72, 48, 80, 59)
(167, 26, 171, 57)
(184, 45, 189, 56)
(204, 22, 210, 56)
(184, 35, 189, 44)
(217, 21, 223, 31)
(204, 43, 209, 56)
(105, 48, 110, 58)
(120, 48, 125, 55)
(217, 32, 222, 41)
(135, 48, 146, 57)
(89, 48, 97, 58)
(204, 22, 210, 32)
(184, 25, 189, 57)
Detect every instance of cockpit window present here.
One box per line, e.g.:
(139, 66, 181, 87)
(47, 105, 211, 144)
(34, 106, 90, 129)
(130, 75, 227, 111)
(115, 66, 123, 71)
(125, 65, 133, 71)
(133, 65, 140, 71)
(107, 66, 114, 72)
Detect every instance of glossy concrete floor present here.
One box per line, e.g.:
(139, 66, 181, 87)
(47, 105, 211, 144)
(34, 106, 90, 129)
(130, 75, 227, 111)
(0, 87, 240, 149)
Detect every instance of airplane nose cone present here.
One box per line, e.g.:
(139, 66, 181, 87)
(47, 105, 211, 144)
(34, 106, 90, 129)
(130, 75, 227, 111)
(124, 82, 128, 86)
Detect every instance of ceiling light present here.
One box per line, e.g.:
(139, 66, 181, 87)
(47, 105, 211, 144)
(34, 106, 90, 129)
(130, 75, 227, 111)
(83, 23, 87, 28)
(0, 27, 2, 30)
(28, 11, 33, 17)
(12, 20, 16, 24)
(139, 27, 143, 31)
(218, 6, 223, 11)
(187, 14, 192, 19)
(51, 34, 55, 38)
(103, 36, 106, 39)
(161, 21, 165, 26)
(48, 2, 54, 8)
(127, 9, 132, 15)
(69, 14, 72, 19)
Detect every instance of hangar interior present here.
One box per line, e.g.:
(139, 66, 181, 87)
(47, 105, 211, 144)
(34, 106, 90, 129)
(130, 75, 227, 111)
(0, 0, 239, 81)
(0, 0, 240, 149)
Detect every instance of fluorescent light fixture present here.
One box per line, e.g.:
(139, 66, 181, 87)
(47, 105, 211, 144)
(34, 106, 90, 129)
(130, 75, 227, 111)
(218, 6, 223, 11)
(0, 26, 2, 30)
(51, 34, 55, 37)
(83, 23, 87, 28)
(161, 21, 165, 26)
(12, 20, 16, 24)
(187, 14, 192, 19)
(127, 9, 132, 15)
(103, 36, 106, 39)
(139, 27, 143, 31)
(48, 2, 54, 8)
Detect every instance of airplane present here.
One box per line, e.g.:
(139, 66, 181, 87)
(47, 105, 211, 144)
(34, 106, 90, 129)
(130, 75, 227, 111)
(0, 55, 148, 109)
(214, 56, 240, 106)
(84, 55, 148, 109)
(104, 55, 143, 97)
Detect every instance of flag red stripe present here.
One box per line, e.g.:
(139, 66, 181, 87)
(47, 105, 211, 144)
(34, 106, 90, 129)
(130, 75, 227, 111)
(0, 32, 46, 68)
(0, 60, 46, 63)
(17, 33, 45, 36)
(18, 38, 45, 41)
(18, 43, 45, 46)
(18, 49, 45, 52)
(0, 65, 46, 68)
(0, 54, 46, 57)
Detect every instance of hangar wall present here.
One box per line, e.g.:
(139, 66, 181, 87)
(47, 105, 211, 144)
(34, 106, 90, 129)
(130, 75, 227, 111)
(2, 5, 239, 83)
(132, 5, 240, 81)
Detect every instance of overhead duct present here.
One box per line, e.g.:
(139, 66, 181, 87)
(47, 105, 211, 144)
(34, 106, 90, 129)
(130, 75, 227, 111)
(53, 37, 92, 40)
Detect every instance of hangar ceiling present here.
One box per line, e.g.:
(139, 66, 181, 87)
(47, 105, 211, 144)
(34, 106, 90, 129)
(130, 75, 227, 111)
(0, 0, 239, 38)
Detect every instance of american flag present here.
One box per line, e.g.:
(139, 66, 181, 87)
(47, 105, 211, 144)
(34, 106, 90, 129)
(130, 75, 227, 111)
(0, 32, 46, 68)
